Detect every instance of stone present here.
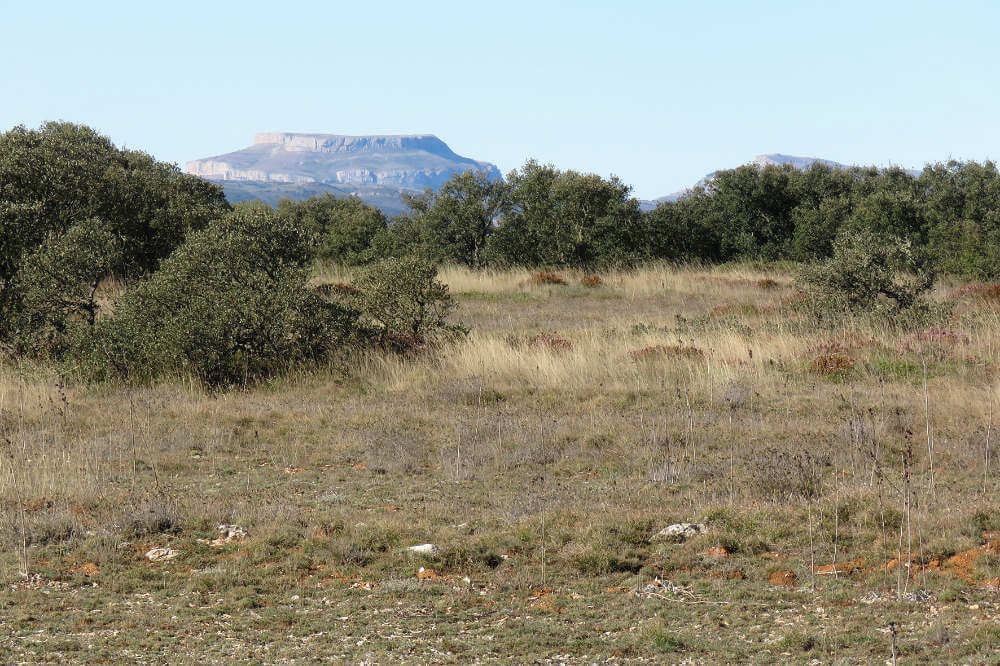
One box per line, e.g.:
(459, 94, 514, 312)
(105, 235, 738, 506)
(408, 543, 440, 556)
(198, 524, 248, 547)
(653, 522, 707, 543)
(217, 524, 247, 541)
(145, 547, 180, 562)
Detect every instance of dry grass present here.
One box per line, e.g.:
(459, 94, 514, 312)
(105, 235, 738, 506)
(4, 263, 1000, 662)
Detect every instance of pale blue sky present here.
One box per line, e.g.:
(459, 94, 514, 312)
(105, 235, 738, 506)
(3, 0, 998, 199)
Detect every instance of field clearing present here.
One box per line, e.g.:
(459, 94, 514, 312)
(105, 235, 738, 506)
(4, 264, 1000, 663)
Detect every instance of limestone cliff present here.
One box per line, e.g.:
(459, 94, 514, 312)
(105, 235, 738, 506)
(185, 133, 502, 197)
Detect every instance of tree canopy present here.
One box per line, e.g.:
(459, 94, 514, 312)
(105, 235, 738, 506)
(0, 122, 230, 353)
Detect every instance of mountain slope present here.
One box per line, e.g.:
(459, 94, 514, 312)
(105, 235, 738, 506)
(186, 133, 502, 214)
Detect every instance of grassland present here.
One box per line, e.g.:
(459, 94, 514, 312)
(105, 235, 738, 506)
(3, 263, 1000, 663)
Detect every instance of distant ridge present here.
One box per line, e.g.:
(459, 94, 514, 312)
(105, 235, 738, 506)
(640, 153, 920, 210)
(185, 133, 502, 214)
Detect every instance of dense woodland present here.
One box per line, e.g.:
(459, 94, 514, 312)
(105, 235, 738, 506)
(329, 155, 1000, 277)
(3, 121, 1000, 386)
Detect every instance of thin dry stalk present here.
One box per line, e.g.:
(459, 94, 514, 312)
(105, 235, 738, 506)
(923, 359, 935, 497)
(7, 462, 28, 579)
(985, 399, 994, 496)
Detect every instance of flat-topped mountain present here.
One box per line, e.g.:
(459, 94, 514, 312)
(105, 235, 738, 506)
(186, 133, 502, 213)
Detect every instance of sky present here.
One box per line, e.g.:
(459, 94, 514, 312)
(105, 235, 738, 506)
(3, 0, 1000, 199)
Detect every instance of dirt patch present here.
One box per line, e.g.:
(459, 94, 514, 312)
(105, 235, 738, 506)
(881, 540, 1000, 581)
(527, 587, 562, 613)
(70, 561, 99, 576)
(320, 570, 377, 590)
(813, 558, 864, 576)
(810, 353, 854, 376)
(526, 332, 573, 351)
(945, 541, 1000, 581)
(527, 272, 568, 286)
(23, 497, 53, 512)
(416, 567, 441, 580)
(769, 569, 798, 587)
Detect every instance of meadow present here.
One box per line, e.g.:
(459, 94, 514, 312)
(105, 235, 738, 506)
(3, 263, 1000, 663)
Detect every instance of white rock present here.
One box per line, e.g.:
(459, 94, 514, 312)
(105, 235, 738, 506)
(653, 522, 707, 542)
(217, 524, 248, 541)
(145, 547, 180, 561)
(408, 543, 440, 556)
(198, 524, 248, 547)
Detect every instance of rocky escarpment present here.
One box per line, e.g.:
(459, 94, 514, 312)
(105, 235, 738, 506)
(185, 133, 502, 196)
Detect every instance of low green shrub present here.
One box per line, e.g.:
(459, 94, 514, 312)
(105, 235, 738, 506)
(799, 229, 936, 323)
(351, 256, 466, 352)
(79, 207, 360, 387)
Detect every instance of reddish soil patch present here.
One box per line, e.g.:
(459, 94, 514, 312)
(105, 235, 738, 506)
(527, 332, 573, 351)
(70, 562, 99, 576)
(702, 546, 728, 559)
(529, 597, 560, 612)
(416, 567, 441, 580)
(23, 497, 53, 512)
(527, 587, 562, 612)
(529, 272, 568, 286)
(769, 569, 798, 587)
(881, 540, 1000, 582)
(810, 353, 855, 376)
(320, 570, 377, 590)
(883, 557, 940, 576)
(945, 541, 1000, 581)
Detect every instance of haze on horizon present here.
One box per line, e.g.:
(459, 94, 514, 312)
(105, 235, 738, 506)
(3, 0, 999, 200)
